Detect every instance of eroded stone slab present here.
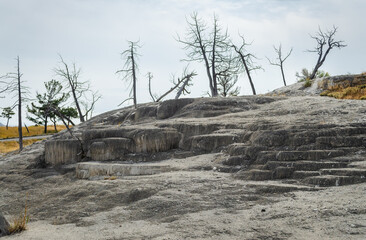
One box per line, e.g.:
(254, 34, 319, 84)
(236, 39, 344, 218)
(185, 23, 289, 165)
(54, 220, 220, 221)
(45, 139, 82, 165)
(76, 162, 176, 179)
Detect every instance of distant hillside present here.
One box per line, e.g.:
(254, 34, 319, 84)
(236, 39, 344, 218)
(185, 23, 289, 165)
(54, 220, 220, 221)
(0, 123, 4, 127)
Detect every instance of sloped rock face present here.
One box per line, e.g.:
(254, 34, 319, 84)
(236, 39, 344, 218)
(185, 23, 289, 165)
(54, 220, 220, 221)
(45, 96, 272, 165)
(43, 83, 366, 187)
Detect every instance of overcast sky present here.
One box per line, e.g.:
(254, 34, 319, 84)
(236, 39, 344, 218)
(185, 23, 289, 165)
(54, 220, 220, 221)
(1, 0, 365, 126)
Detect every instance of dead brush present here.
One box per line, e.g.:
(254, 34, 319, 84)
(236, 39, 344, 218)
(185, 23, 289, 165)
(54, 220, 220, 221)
(320, 84, 366, 100)
(8, 196, 29, 235)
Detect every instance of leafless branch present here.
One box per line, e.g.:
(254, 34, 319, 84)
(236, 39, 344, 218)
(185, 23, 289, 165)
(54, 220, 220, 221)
(177, 12, 237, 97)
(306, 25, 346, 79)
(266, 44, 293, 86)
(232, 34, 261, 95)
(54, 55, 100, 122)
(155, 67, 196, 102)
(116, 40, 140, 108)
(147, 72, 156, 102)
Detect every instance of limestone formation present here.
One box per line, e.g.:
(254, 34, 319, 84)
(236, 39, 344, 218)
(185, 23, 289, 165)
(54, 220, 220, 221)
(37, 74, 366, 187)
(45, 139, 82, 165)
(0, 212, 9, 237)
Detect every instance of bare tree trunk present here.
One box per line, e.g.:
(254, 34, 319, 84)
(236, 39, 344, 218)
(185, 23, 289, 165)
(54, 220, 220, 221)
(24, 123, 29, 133)
(155, 81, 181, 102)
(193, 15, 214, 97)
(266, 44, 292, 87)
(240, 55, 256, 95)
(147, 73, 156, 102)
(211, 20, 218, 97)
(155, 71, 195, 102)
(59, 58, 85, 122)
(280, 65, 287, 86)
(71, 86, 85, 122)
(232, 45, 256, 95)
(175, 77, 190, 99)
(131, 45, 137, 108)
(309, 60, 322, 80)
(44, 116, 48, 133)
(6, 118, 9, 130)
(204, 56, 215, 96)
(49, 106, 76, 126)
(16, 56, 23, 151)
(57, 113, 84, 158)
(307, 26, 346, 80)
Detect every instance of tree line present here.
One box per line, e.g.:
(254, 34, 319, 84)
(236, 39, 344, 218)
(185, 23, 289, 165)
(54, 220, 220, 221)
(0, 56, 100, 150)
(118, 13, 345, 108)
(0, 12, 346, 151)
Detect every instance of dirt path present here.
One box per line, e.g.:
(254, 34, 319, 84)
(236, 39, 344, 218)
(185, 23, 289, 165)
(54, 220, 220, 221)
(0, 135, 51, 142)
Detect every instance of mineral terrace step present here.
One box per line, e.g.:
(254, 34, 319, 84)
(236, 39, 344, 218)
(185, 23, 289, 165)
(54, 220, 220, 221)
(275, 150, 345, 161)
(235, 169, 272, 181)
(292, 171, 320, 179)
(320, 168, 366, 177)
(316, 136, 366, 148)
(226, 144, 267, 159)
(87, 137, 134, 161)
(255, 151, 277, 164)
(76, 162, 176, 179)
(303, 175, 366, 187)
(245, 182, 321, 193)
(185, 133, 239, 152)
(264, 161, 348, 171)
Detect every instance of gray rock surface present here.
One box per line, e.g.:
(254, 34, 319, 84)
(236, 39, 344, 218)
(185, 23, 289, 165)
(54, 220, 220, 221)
(0, 212, 9, 237)
(45, 139, 82, 165)
(38, 76, 366, 186)
(1, 75, 366, 239)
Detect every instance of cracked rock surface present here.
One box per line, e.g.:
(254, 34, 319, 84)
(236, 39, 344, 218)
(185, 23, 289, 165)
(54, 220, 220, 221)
(1, 79, 366, 239)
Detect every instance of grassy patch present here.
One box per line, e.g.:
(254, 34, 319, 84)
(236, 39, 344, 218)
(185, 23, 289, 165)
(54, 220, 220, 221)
(8, 197, 29, 235)
(0, 125, 67, 139)
(320, 85, 366, 100)
(0, 139, 44, 154)
(303, 79, 312, 88)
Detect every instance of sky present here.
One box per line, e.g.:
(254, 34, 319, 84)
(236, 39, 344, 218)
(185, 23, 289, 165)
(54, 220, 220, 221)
(0, 0, 365, 126)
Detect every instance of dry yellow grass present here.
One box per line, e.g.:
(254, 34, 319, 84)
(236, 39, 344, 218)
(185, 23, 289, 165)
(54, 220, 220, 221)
(104, 176, 117, 180)
(8, 195, 29, 235)
(0, 125, 67, 139)
(0, 139, 44, 154)
(320, 85, 366, 100)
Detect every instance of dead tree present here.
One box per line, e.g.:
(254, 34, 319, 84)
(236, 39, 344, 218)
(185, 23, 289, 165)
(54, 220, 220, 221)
(175, 73, 194, 99)
(177, 12, 236, 97)
(116, 40, 140, 108)
(54, 55, 100, 122)
(217, 74, 240, 97)
(307, 26, 346, 80)
(147, 72, 157, 102)
(151, 68, 196, 102)
(266, 44, 293, 86)
(3, 57, 31, 151)
(232, 35, 261, 95)
(80, 90, 100, 121)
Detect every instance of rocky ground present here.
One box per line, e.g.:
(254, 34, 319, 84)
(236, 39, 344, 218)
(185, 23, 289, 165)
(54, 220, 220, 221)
(1, 77, 366, 239)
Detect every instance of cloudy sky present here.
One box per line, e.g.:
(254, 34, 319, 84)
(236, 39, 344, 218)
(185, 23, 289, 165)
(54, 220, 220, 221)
(0, 0, 365, 125)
